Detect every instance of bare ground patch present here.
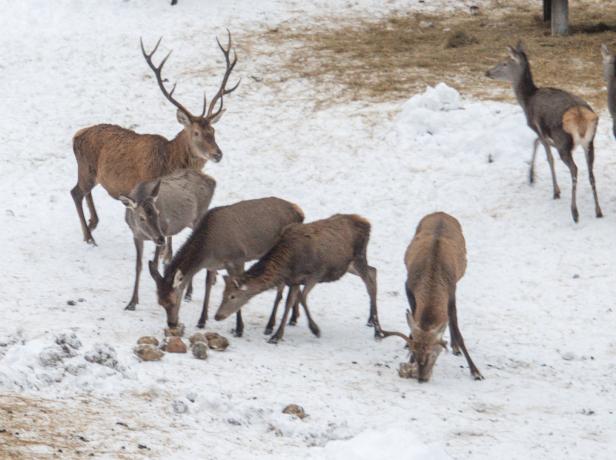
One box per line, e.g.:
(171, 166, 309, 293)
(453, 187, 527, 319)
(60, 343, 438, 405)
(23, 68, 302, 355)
(0, 392, 169, 459)
(241, 0, 616, 108)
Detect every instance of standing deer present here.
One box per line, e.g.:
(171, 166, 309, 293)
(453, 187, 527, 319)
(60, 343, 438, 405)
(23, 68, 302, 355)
(381, 212, 483, 382)
(601, 44, 616, 139)
(119, 169, 216, 311)
(486, 41, 602, 223)
(214, 214, 384, 344)
(148, 197, 304, 337)
(71, 33, 239, 245)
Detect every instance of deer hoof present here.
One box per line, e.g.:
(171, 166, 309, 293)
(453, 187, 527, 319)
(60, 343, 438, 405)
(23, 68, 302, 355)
(264, 327, 273, 335)
(196, 322, 205, 329)
(472, 370, 485, 381)
(288, 319, 297, 326)
(85, 236, 97, 246)
(553, 192, 560, 199)
(231, 328, 243, 338)
(268, 336, 281, 344)
(572, 210, 579, 223)
(596, 210, 604, 218)
(184, 293, 192, 302)
(124, 303, 136, 311)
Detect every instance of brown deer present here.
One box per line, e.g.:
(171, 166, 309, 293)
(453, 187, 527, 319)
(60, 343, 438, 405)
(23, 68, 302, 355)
(381, 212, 483, 382)
(148, 197, 304, 337)
(486, 42, 602, 223)
(214, 214, 384, 343)
(70, 33, 239, 245)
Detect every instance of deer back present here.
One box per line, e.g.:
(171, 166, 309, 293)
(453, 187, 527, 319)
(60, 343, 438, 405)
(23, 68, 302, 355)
(405, 212, 466, 328)
(74, 124, 206, 199)
(164, 197, 304, 278)
(269, 214, 370, 283)
(527, 88, 594, 140)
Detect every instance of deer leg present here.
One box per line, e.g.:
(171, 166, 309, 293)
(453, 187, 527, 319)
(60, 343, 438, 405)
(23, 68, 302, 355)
(559, 149, 579, 223)
(584, 141, 603, 218)
(269, 285, 299, 344)
(288, 290, 301, 326)
(541, 141, 560, 199)
(125, 238, 143, 311)
(529, 137, 540, 184)
(447, 293, 483, 380)
(70, 184, 96, 245)
(349, 260, 383, 338)
(265, 285, 285, 335)
(85, 193, 99, 231)
(228, 264, 246, 337)
(197, 270, 216, 329)
(163, 237, 173, 266)
(298, 281, 320, 337)
(185, 277, 193, 302)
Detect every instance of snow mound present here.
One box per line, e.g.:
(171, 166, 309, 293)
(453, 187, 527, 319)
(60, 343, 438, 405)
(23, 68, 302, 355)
(0, 332, 133, 393)
(312, 427, 451, 460)
(403, 82, 462, 112)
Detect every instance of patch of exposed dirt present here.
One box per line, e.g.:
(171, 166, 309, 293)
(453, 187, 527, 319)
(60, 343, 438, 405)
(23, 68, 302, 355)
(241, 0, 616, 108)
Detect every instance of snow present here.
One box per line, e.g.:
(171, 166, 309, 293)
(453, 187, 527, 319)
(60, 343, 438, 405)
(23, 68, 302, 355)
(1, 1, 615, 459)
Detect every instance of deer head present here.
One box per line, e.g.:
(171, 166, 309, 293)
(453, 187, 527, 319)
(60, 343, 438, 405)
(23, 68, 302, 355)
(141, 31, 240, 163)
(485, 41, 528, 82)
(148, 262, 185, 327)
(119, 180, 165, 246)
(382, 310, 448, 383)
(214, 275, 255, 320)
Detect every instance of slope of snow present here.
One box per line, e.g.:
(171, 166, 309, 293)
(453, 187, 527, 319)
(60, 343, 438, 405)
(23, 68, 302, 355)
(1, 1, 615, 459)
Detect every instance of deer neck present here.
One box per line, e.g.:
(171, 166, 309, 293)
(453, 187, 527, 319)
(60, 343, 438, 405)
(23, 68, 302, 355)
(243, 250, 288, 294)
(413, 284, 449, 331)
(166, 130, 206, 173)
(512, 64, 538, 111)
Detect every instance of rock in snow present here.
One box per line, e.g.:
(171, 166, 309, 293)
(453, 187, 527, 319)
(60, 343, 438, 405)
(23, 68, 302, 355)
(282, 404, 306, 419)
(205, 332, 229, 351)
(134, 344, 164, 362)
(192, 342, 208, 360)
(137, 336, 159, 347)
(163, 337, 187, 354)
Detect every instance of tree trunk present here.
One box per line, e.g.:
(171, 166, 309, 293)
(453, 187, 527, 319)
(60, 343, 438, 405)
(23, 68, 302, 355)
(551, 0, 569, 36)
(543, 0, 552, 22)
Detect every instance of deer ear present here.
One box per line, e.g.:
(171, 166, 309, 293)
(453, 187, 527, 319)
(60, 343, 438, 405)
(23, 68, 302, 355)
(119, 195, 137, 209)
(507, 46, 520, 63)
(405, 309, 417, 330)
(177, 109, 191, 127)
(150, 180, 161, 200)
(209, 108, 226, 125)
(172, 270, 184, 288)
(148, 261, 162, 283)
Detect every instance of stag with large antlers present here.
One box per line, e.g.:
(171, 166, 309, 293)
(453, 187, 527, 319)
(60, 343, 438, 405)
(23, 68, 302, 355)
(70, 33, 239, 245)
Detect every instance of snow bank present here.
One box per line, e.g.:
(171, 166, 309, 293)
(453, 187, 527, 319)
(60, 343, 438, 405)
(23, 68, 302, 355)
(312, 427, 451, 460)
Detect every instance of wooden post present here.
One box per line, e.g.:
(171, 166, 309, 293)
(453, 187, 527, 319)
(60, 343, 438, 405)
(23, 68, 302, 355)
(543, 0, 552, 22)
(551, 0, 569, 36)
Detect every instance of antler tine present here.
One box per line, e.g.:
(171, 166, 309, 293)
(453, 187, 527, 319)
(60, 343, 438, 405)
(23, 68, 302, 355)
(206, 30, 240, 119)
(140, 37, 194, 118)
(381, 330, 414, 346)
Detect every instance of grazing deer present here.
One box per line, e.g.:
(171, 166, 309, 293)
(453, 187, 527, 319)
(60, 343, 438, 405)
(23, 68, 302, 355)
(601, 44, 616, 139)
(70, 33, 239, 245)
(214, 214, 384, 344)
(486, 41, 602, 223)
(119, 169, 216, 311)
(148, 197, 304, 337)
(381, 212, 483, 382)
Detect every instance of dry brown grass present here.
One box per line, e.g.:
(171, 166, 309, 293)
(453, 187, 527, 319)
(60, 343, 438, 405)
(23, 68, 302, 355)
(0, 393, 161, 459)
(246, 1, 616, 108)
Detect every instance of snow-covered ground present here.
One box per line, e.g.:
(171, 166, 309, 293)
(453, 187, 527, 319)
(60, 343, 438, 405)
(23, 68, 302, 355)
(1, 1, 615, 459)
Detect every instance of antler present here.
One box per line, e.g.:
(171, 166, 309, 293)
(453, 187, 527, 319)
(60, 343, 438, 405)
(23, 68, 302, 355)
(140, 37, 194, 118)
(381, 330, 413, 347)
(205, 30, 240, 119)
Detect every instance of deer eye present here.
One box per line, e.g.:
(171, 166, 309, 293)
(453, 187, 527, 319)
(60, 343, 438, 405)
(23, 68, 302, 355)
(194, 131, 200, 137)
(230, 294, 236, 300)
